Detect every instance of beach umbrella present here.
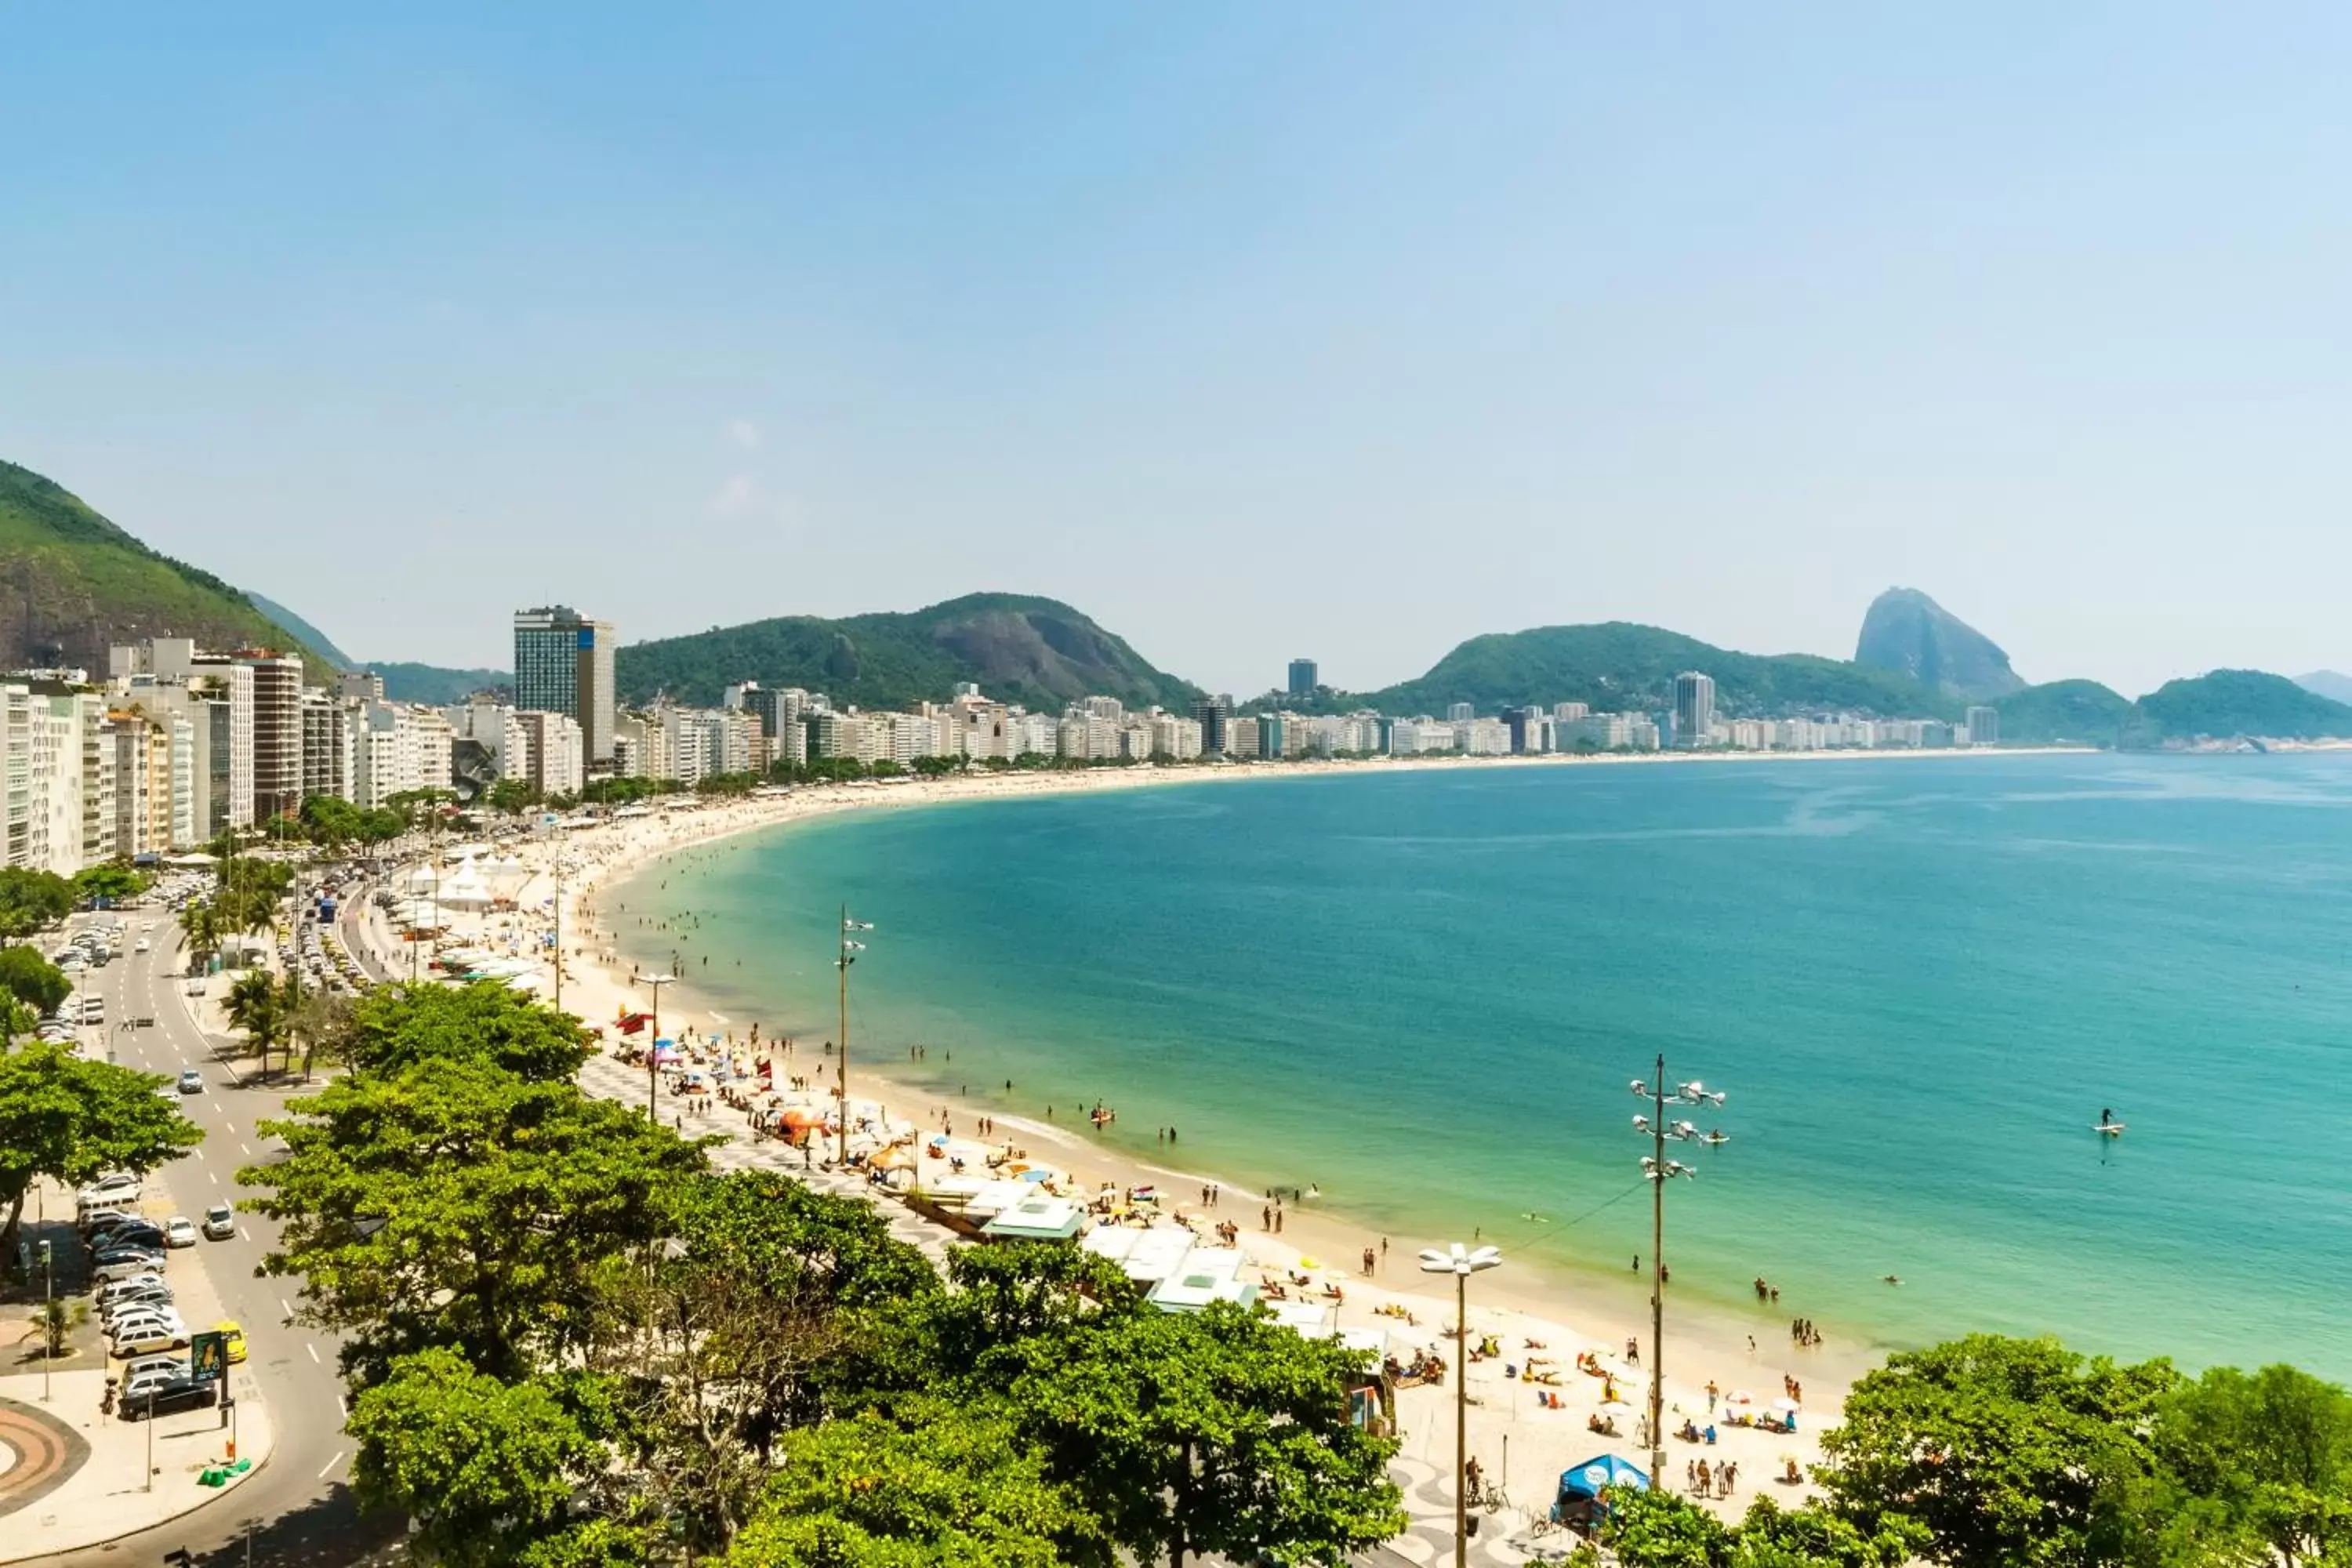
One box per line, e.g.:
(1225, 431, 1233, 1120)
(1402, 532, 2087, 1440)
(1770, 1397, 1802, 1414)
(1018, 1168, 1052, 1182)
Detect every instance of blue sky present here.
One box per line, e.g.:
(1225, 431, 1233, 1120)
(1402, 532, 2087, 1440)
(6, 4, 2351, 696)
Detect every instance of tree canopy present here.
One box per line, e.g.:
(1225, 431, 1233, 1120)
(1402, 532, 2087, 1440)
(0, 868, 74, 939)
(0, 1041, 203, 1256)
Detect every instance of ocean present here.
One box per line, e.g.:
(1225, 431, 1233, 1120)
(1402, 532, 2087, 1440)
(608, 753, 2352, 1379)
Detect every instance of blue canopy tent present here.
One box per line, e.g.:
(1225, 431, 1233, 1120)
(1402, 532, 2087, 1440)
(1551, 1454, 1650, 1526)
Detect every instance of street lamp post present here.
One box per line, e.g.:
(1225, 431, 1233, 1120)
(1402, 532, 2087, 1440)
(836, 909, 872, 1166)
(1420, 1240, 1501, 1567)
(39, 1240, 52, 1401)
(1628, 1057, 1729, 1483)
(643, 973, 674, 1123)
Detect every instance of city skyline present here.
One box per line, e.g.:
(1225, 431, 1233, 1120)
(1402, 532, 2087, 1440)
(12, 7, 2352, 699)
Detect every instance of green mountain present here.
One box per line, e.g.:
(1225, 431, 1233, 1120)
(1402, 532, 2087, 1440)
(1993, 680, 2134, 745)
(0, 459, 336, 675)
(2296, 670, 2352, 706)
(1854, 587, 2025, 701)
(613, 593, 1200, 713)
(246, 591, 355, 669)
(368, 662, 510, 705)
(1359, 622, 1958, 719)
(2131, 670, 2352, 742)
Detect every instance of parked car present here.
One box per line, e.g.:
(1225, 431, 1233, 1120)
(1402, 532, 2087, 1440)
(162, 1216, 198, 1248)
(212, 1320, 248, 1363)
(82, 1210, 155, 1241)
(78, 1172, 141, 1202)
(108, 1320, 191, 1357)
(118, 1376, 215, 1420)
(120, 1363, 186, 1402)
(93, 1251, 168, 1283)
(176, 1069, 204, 1095)
(201, 1203, 236, 1240)
(120, 1351, 187, 1382)
(101, 1287, 173, 1321)
(93, 1225, 167, 1255)
(97, 1272, 166, 1305)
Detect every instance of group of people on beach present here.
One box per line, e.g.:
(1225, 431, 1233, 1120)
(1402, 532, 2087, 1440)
(1790, 1317, 1823, 1348)
(1688, 1457, 1739, 1499)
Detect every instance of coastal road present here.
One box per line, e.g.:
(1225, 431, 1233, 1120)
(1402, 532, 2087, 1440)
(19, 923, 399, 1568)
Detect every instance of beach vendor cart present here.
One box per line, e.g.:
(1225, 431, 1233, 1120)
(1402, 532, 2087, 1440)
(1549, 1453, 1650, 1530)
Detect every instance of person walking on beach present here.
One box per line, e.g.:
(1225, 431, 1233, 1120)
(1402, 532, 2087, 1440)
(1362, 1246, 1376, 1276)
(1264, 1203, 1274, 1230)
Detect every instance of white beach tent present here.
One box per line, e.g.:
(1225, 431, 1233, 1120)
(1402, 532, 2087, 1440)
(437, 855, 494, 911)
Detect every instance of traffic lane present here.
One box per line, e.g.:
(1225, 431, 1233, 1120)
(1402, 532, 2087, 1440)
(18, 938, 390, 1568)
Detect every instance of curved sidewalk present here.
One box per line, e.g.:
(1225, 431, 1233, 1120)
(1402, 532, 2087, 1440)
(0, 1370, 274, 1565)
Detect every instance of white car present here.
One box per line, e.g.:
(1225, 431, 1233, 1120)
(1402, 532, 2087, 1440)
(97, 1272, 166, 1305)
(79, 1173, 143, 1203)
(201, 1203, 236, 1240)
(134, 938, 151, 953)
(162, 1216, 198, 1248)
(109, 1319, 190, 1357)
(121, 1362, 186, 1401)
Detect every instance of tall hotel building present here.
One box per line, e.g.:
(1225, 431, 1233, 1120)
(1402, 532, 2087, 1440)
(1671, 670, 1716, 750)
(514, 607, 617, 763)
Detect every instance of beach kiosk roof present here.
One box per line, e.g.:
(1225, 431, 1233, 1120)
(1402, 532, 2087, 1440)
(1267, 1299, 1338, 1337)
(1558, 1454, 1650, 1501)
(1118, 1227, 1199, 1291)
(981, 1196, 1086, 1243)
(1080, 1227, 1142, 1265)
(1149, 1264, 1259, 1315)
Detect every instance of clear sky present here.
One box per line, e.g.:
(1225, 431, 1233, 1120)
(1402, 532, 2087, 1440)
(7, 4, 2350, 698)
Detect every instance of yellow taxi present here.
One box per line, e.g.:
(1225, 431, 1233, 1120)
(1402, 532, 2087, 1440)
(212, 1320, 248, 1363)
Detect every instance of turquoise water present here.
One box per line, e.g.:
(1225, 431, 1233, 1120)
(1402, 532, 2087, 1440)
(613, 755, 2352, 1378)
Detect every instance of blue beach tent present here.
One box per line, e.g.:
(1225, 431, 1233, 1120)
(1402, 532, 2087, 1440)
(1552, 1454, 1650, 1526)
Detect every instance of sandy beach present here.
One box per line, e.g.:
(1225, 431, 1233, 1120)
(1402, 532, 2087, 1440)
(367, 750, 2063, 1528)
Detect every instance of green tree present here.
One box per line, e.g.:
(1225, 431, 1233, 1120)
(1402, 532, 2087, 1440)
(71, 862, 149, 905)
(0, 1041, 202, 1257)
(300, 793, 365, 850)
(486, 778, 541, 815)
(241, 1057, 705, 1383)
(344, 982, 593, 1082)
(1817, 1334, 2176, 1568)
(0, 868, 74, 939)
(1009, 1300, 1406, 1568)
(225, 969, 290, 1076)
(2148, 1363, 2352, 1567)
(177, 898, 221, 967)
(725, 1400, 1099, 1568)
(0, 947, 71, 1044)
(349, 1346, 611, 1568)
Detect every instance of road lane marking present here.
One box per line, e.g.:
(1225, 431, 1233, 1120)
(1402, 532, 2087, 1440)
(280, 1297, 292, 1318)
(318, 1450, 343, 1479)
(338, 1394, 348, 1417)
(210, 1099, 221, 1112)
(209, 1169, 220, 1185)
(307, 1342, 321, 1364)
(240, 1142, 251, 1156)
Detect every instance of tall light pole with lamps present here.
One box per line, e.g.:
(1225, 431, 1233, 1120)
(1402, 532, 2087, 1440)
(1419, 1240, 1501, 1567)
(836, 909, 872, 1165)
(642, 972, 674, 1123)
(38, 1239, 52, 1401)
(1628, 1056, 1728, 1483)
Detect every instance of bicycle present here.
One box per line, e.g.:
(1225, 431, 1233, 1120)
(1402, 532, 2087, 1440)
(1473, 1477, 1511, 1515)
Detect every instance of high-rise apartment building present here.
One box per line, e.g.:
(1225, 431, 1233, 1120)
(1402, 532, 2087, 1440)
(514, 607, 617, 764)
(1671, 671, 1716, 750)
(1190, 695, 1230, 756)
(1447, 702, 1475, 724)
(1288, 659, 1319, 697)
(1965, 705, 2000, 746)
(241, 652, 304, 818)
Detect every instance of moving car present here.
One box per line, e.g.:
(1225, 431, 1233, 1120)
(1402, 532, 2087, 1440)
(212, 1320, 248, 1363)
(118, 1376, 215, 1420)
(133, 938, 151, 953)
(201, 1203, 236, 1240)
(177, 1069, 204, 1094)
(162, 1216, 198, 1248)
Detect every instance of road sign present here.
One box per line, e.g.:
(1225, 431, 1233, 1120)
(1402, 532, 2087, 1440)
(190, 1330, 228, 1385)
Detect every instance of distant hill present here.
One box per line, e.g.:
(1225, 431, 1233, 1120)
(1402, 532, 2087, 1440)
(1359, 622, 1958, 720)
(613, 593, 1200, 713)
(368, 662, 510, 706)
(2296, 670, 2352, 706)
(0, 458, 336, 675)
(1994, 680, 2134, 745)
(246, 592, 354, 669)
(2132, 670, 2352, 742)
(1853, 588, 2025, 701)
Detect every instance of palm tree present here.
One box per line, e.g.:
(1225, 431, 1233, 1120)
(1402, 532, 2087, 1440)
(178, 898, 220, 970)
(224, 969, 288, 1078)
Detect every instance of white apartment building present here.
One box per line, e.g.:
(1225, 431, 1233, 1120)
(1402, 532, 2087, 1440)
(354, 702, 455, 808)
(517, 710, 586, 797)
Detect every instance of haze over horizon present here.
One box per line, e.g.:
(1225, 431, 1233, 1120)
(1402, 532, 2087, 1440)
(8, 5, 2352, 699)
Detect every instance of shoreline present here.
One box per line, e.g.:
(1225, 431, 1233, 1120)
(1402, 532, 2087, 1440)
(427, 748, 2093, 1518)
